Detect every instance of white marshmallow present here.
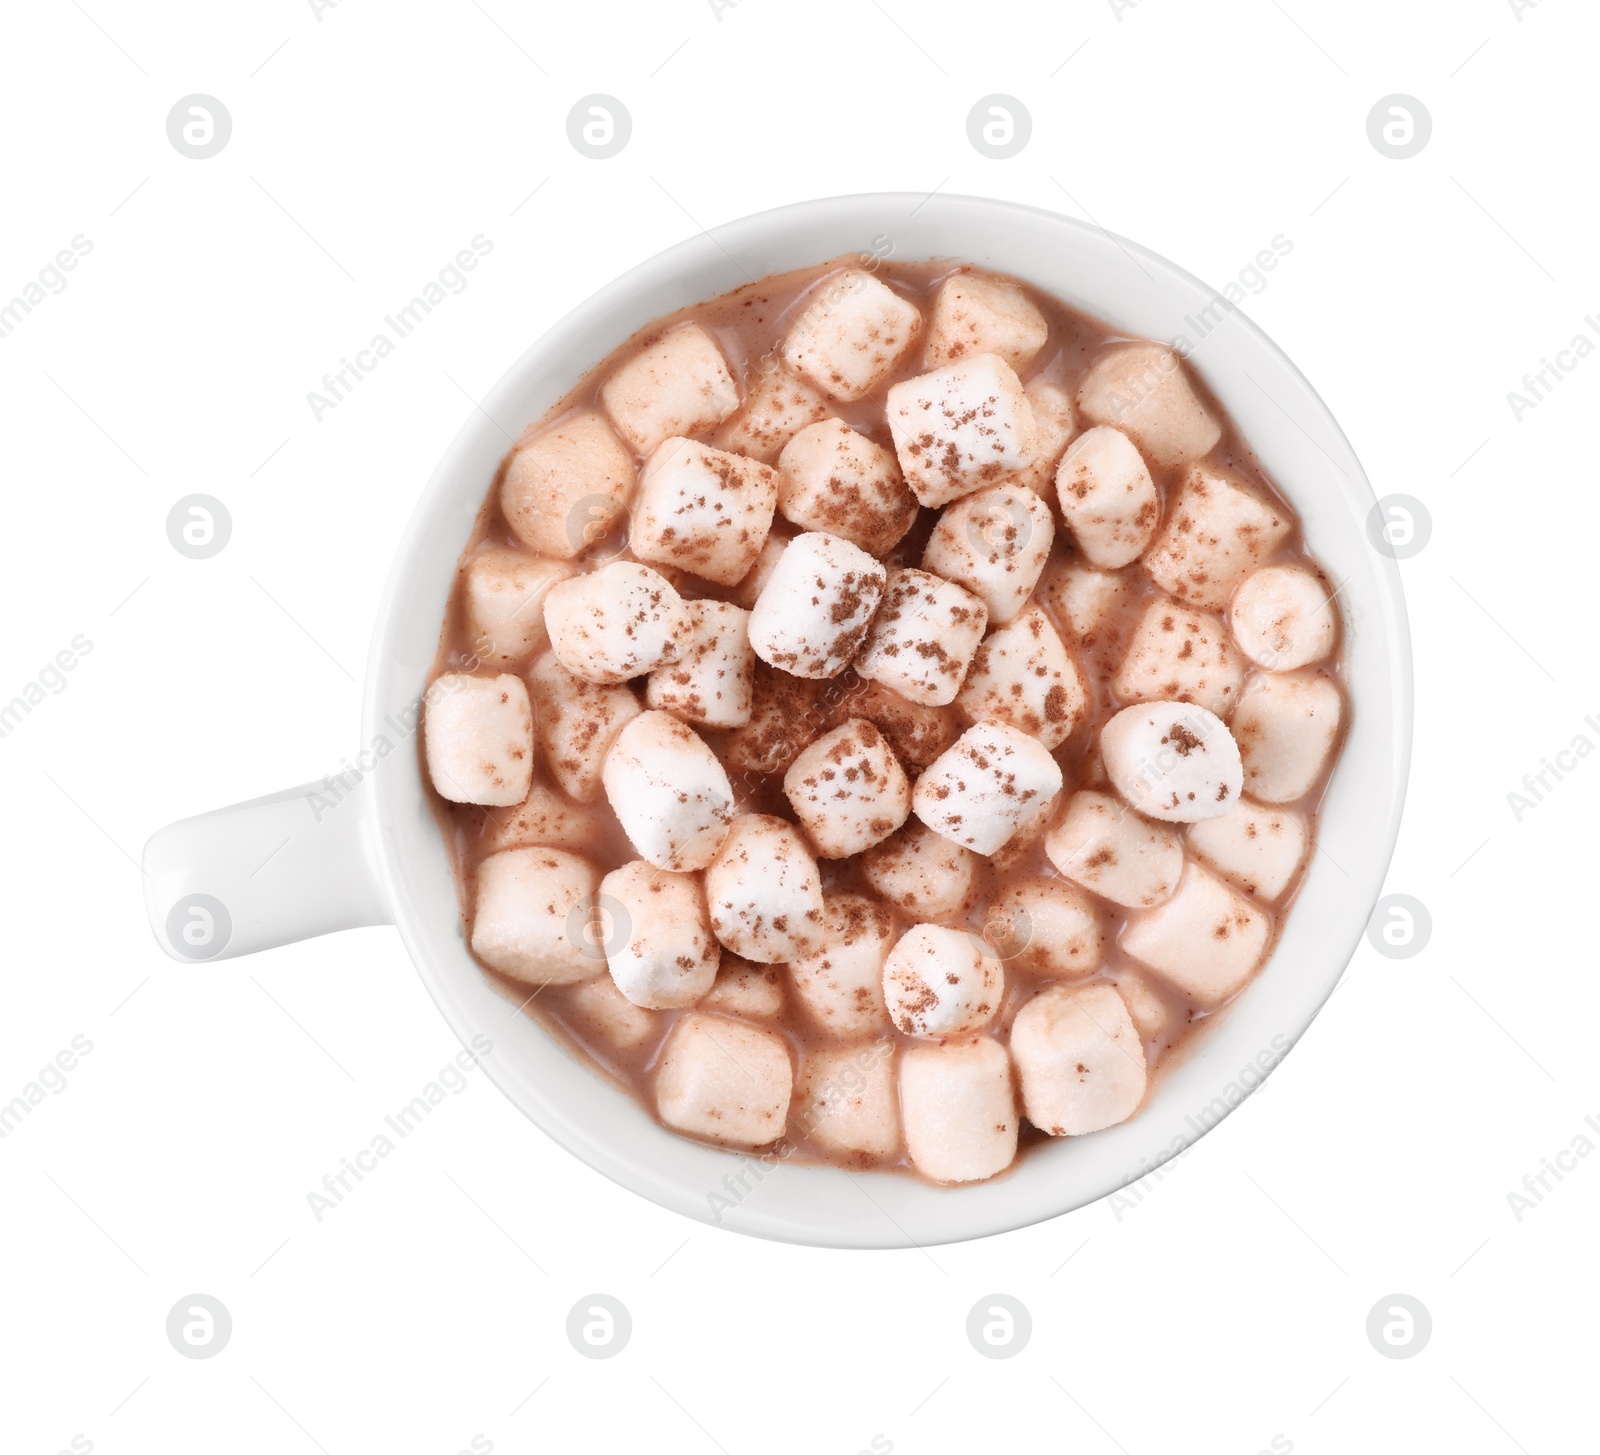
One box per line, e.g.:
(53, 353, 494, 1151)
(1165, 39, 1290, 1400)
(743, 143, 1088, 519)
(846, 677, 962, 770)
(782, 268, 923, 402)
(602, 710, 734, 872)
(1113, 973, 1169, 1044)
(748, 530, 886, 679)
(1101, 701, 1243, 823)
(562, 974, 660, 1055)
(887, 354, 1037, 508)
(527, 651, 641, 804)
(500, 410, 635, 559)
(543, 561, 691, 685)
(922, 484, 1055, 626)
(787, 893, 896, 1038)
(478, 783, 613, 857)
(1044, 790, 1184, 909)
(983, 877, 1105, 978)
(1232, 671, 1344, 803)
(1005, 378, 1078, 496)
(470, 846, 602, 985)
(1038, 558, 1138, 646)
(424, 672, 534, 807)
(924, 272, 1050, 374)
(882, 924, 1003, 1038)
(1143, 464, 1292, 611)
(1011, 984, 1147, 1136)
(598, 860, 719, 1009)
(900, 1037, 1018, 1183)
(654, 1013, 792, 1148)
(1122, 861, 1272, 1006)
(727, 533, 789, 610)
(1054, 426, 1160, 570)
(715, 364, 830, 463)
(698, 956, 786, 1021)
(860, 820, 979, 921)
(1114, 597, 1248, 717)
(645, 599, 755, 728)
(957, 607, 1089, 749)
(783, 718, 911, 858)
(1230, 564, 1338, 670)
(704, 814, 826, 962)
(600, 324, 740, 456)
(913, 721, 1065, 856)
(1187, 799, 1308, 903)
(796, 1043, 900, 1162)
(631, 438, 780, 587)
(855, 568, 988, 707)
(988, 784, 1062, 875)
(776, 418, 919, 556)
(720, 664, 835, 778)
(1076, 343, 1221, 468)
(462, 549, 576, 668)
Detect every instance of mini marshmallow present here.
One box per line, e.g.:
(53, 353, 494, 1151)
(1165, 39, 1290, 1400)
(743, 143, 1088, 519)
(631, 438, 780, 586)
(1011, 984, 1147, 1136)
(721, 664, 834, 777)
(470, 846, 602, 985)
(716, 364, 830, 463)
(883, 924, 1003, 1037)
(601, 324, 740, 456)
(1187, 799, 1308, 903)
(748, 530, 886, 679)
(776, 419, 919, 556)
(1101, 701, 1243, 823)
(1005, 378, 1078, 497)
(1232, 672, 1343, 803)
(788, 893, 897, 1038)
(984, 877, 1105, 979)
(1044, 790, 1184, 909)
(500, 410, 636, 559)
(860, 820, 979, 921)
(957, 607, 1089, 750)
(1076, 343, 1221, 468)
(846, 677, 961, 770)
(654, 1013, 792, 1148)
(646, 599, 755, 728)
(599, 860, 719, 1009)
(562, 974, 660, 1055)
(855, 568, 988, 706)
(913, 721, 1065, 856)
(478, 783, 614, 857)
(698, 955, 786, 1021)
(1113, 973, 1169, 1043)
(783, 718, 910, 858)
(543, 561, 692, 685)
(887, 354, 1037, 508)
(1122, 861, 1271, 1006)
(924, 272, 1050, 374)
(796, 1043, 900, 1162)
(462, 549, 577, 667)
(527, 651, 642, 804)
(727, 533, 789, 611)
(1038, 559, 1138, 650)
(1114, 597, 1248, 717)
(988, 785, 1061, 875)
(922, 484, 1055, 626)
(424, 672, 534, 807)
(1054, 426, 1160, 569)
(900, 1037, 1018, 1183)
(602, 710, 734, 871)
(1230, 564, 1338, 670)
(704, 814, 826, 962)
(782, 268, 923, 401)
(1142, 464, 1291, 611)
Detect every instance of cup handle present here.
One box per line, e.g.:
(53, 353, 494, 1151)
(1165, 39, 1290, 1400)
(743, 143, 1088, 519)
(142, 775, 392, 962)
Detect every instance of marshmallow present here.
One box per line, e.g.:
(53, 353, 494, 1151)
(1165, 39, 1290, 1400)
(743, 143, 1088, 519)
(845, 676, 961, 770)
(562, 973, 660, 1055)
(654, 1013, 792, 1148)
(922, 484, 1055, 626)
(645, 599, 755, 728)
(748, 531, 886, 679)
(860, 820, 979, 921)
(776, 419, 919, 556)
(715, 364, 830, 463)
(984, 877, 1105, 979)
(1100, 701, 1243, 823)
(721, 664, 835, 777)
(598, 860, 719, 1009)
(855, 568, 988, 707)
(543, 561, 692, 685)
(1076, 343, 1221, 468)
(462, 549, 576, 668)
(602, 710, 734, 871)
(1142, 464, 1291, 611)
(698, 955, 786, 1021)
(424, 672, 534, 806)
(631, 438, 780, 586)
(1112, 973, 1169, 1043)
(704, 814, 826, 962)
(1044, 790, 1184, 909)
(787, 893, 897, 1038)
(957, 607, 1089, 749)
(1114, 597, 1248, 717)
(470, 846, 603, 985)
(900, 1037, 1018, 1183)
(1186, 799, 1308, 903)
(782, 718, 911, 858)
(1038, 558, 1138, 649)
(796, 1043, 900, 1162)
(1054, 426, 1160, 570)
(1232, 671, 1344, 803)
(478, 783, 614, 857)
(600, 324, 740, 456)
(527, 651, 642, 804)
(1005, 378, 1078, 497)
(887, 354, 1037, 508)
(500, 410, 636, 559)
(924, 271, 1050, 374)
(782, 268, 923, 402)
(987, 784, 1061, 875)
(727, 533, 789, 610)
(882, 924, 1003, 1038)
(1230, 564, 1338, 670)
(1121, 861, 1271, 1006)
(913, 721, 1065, 856)
(1011, 984, 1147, 1137)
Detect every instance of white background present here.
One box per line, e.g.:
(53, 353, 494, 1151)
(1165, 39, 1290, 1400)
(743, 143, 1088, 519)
(1, 1, 1594, 1451)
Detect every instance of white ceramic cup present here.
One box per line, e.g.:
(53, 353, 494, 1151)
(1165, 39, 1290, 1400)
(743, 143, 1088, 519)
(143, 193, 1411, 1248)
